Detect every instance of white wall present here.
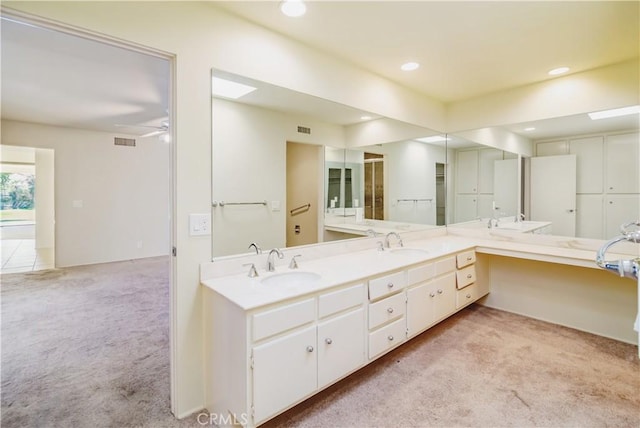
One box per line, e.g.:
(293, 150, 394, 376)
(34, 148, 55, 249)
(1, 120, 170, 267)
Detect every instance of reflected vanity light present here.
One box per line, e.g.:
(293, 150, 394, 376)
(588, 105, 640, 120)
(524, 127, 536, 131)
(280, 0, 307, 17)
(416, 135, 447, 143)
(212, 77, 257, 99)
(360, 115, 373, 120)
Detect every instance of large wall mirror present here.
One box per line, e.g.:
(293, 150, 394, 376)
(211, 69, 639, 258)
(211, 69, 446, 257)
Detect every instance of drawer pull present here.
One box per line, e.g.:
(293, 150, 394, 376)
(387, 282, 394, 289)
(306, 346, 314, 353)
(429, 292, 435, 297)
(437, 289, 443, 294)
(387, 307, 394, 314)
(388, 335, 394, 341)
(466, 256, 472, 261)
(325, 338, 332, 345)
(467, 274, 472, 279)
(466, 294, 472, 299)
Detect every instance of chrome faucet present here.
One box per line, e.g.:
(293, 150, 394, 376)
(266, 248, 284, 272)
(487, 218, 499, 228)
(248, 242, 262, 254)
(515, 213, 525, 223)
(384, 232, 404, 248)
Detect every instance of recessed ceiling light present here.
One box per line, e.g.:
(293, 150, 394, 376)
(212, 77, 257, 99)
(588, 105, 640, 120)
(360, 115, 372, 121)
(524, 127, 536, 131)
(280, 0, 306, 17)
(416, 136, 447, 143)
(401, 62, 420, 71)
(548, 67, 570, 76)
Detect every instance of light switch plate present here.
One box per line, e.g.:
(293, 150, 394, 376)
(189, 213, 211, 236)
(271, 201, 281, 212)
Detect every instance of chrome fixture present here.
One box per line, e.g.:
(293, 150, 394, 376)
(515, 213, 525, 223)
(595, 221, 640, 280)
(248, 242, 262, 254)
(376, 241, 385, 251)
(289, 254, 301, 269)
(365, 229, 377, 237)
(267, 248, 284, 272)
(242, 263, 259, 278)
(384, 232, 404, 248)
(487, 217, 500, 228)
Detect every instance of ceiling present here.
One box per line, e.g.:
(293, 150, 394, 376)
(1, 2, 639, 140)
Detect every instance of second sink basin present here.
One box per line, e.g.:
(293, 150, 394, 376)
(261, 271, 321, 287)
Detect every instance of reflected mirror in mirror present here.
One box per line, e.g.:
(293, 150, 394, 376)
(448, 108, 639, 239)
(211, 70, 446, 258)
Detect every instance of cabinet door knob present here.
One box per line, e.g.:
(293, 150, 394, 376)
(387, 307, 394, 313)
(429, 292, 435, 297)
(325, 338, 332, 345)
(466, 294, 472, 299)
(306, 346, 314, 353)
(437, 289, 443, 294)
(387, 282, 394, 288)
(467, 274, 472, 279)
(387, 335, 394, 341)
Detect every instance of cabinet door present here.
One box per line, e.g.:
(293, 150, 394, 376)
(478, 148, 503, 194)
(407, 282, 435, 337)
(570, 136, 603, 194)
(252, 326, 317, 424)
(456, 150, 479, 194)
(317, 308, 365, 388)
(455, 194, 477, 223)
(606, 132, 639, 194)
(605, 195, 640, 238)
(432, 273, 456, 323)
(576, 194, 603, 239)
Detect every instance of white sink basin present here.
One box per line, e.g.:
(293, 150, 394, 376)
(388, 248, 429, 256)
(261, 271, 321, 287)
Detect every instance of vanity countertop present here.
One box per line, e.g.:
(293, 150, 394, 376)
(201, 230, 638, 311)
(201, 236, 475, 311)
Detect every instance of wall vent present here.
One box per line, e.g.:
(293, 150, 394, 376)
(297, 126, 311, 135)
(114, 137, 136, 147)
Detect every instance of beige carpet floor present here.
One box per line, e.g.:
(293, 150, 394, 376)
(1, 256, 638, 427)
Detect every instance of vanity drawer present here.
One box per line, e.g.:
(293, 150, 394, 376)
(434, 257, 456, 276)
(456, 265, 476, 289)
(407, 263, 435, 286)
(368, 271, 406, 301)
(319, 283, 364, 319)
(253, 298, 316, 342)
(368, 292, 406, 330)
(368, 318, 406, 360)
(456, 282, 478, 309)
(456, 250, 476, 268)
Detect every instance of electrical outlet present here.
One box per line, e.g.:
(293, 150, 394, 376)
(189, 213, 211, 236)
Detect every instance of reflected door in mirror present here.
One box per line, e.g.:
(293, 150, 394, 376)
(364, 153, 384, 220)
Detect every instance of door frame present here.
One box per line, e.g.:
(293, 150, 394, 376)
(1, 8, 178, 414)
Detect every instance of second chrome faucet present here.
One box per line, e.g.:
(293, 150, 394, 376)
(266, 248, 284, 272)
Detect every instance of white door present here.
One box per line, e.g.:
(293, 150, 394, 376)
(454, 194, 477, 223)
(530, 155, 577, 236)
(493, 159, 519, 217)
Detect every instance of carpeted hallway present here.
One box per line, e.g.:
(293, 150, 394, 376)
(1, 256, 638, 427)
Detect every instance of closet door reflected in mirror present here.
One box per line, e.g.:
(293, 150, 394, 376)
(364, 153, 384, 220)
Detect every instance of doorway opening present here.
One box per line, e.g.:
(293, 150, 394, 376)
(0, 145, 55, 273)
(364, 152, 384, 220)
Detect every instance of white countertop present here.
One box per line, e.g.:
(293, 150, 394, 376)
(201, 230, 638, 312)
(202, 236, 475, 311)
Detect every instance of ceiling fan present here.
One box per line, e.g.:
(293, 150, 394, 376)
(114, 120, 169, 138)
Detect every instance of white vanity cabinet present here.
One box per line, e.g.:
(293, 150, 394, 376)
(367, 270, 407, 359)
(406, 256, 457, 337)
